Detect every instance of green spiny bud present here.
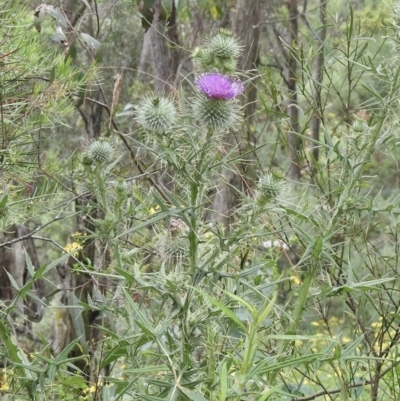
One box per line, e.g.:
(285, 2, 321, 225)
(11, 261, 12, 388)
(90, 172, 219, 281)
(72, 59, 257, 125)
(136, 95, 177, 133)
(192, 94, 242, 130)
(115, 177, 128, 198)
(352, 119, 368, 133)
(256, 172, 286, 205)
(205, 30, 242, 60)
(81, 154, 93, 166)
(86, 140, 114, 164)
(194, 47, 214, 70)
(159, 236, 189, 265)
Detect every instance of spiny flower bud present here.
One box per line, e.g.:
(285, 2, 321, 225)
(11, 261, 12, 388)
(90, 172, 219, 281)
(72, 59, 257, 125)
(205, 30, 242, 60)
(136, 95, 177, 133)
(192, 94, 242, 130)
(115, 177, 128, 200)
(86, 140, 114, 164)
(159, 236, 189, 265)
(352, 119, 368, 133)
(256, 172, 286, 205)
(195, 73, 244, 99)
(194, 30, 242, 73)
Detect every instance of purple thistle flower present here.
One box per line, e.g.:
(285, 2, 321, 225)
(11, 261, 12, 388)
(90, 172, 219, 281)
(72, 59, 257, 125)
(195, 73, 244, 100)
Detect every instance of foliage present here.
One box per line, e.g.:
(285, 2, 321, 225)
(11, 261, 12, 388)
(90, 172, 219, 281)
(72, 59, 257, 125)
(2, 1, 400, 401)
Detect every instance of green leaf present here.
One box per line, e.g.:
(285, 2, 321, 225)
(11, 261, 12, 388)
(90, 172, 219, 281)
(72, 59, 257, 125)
(0, 187, 8, 209)
(326, 277, 396, 296)
(191, 287, 247, 332)
(68, 293, 89, 354)
(100, 343, 129, 368)
(33, 4, 67, 31)
(6, 271, 20, 291)
(52, 27, 68, 46)
(79, 0, 92, 13)
(220, 360, 228, 401)
(178, 387, 208, 401)
(33, 252, 70, 280)
(25, 251, 35, 278)
(80, 33, 102, 54)
(266, 334, 339, 343)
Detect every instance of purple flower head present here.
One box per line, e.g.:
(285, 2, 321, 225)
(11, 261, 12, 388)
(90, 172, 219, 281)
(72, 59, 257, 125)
(195, 73, 244, 100)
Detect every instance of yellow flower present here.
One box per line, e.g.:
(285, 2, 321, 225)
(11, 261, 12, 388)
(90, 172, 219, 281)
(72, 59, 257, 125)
(63, 241, 83, 256)
(0, 370, 9, 391)
(149, 205, 160, 215)
(210, 5, 218, 20)
(0, 382, 9, 391)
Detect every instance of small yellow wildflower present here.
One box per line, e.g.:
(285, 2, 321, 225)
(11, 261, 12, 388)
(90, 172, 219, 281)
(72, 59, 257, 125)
(149, 205, 160, 215)
(63, 241, 83, 256)
(85, 385, 97, 394)
(71, 231, 83, 237)
(311, 321, 320, 327)
(0, 381, 9, 391)
(210, 5, 218, 20)
(0, 370, 9, 391)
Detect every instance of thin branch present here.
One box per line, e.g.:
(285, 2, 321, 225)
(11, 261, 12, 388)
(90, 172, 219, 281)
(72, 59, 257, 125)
(293, 359, 400, 401)
(86, 89, 172, 205)
(0, 213, 77, 248)
(31, 236, 65, 252)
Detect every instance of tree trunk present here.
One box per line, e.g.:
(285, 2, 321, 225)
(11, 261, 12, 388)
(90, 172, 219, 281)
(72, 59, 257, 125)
(0, 226, 45, 325)
(210, 0, 260, 228)
(287, 0, 302, 180)
(234, 0, 260, 123)
(310, 0, 327, 163)
(51, 0, 107, 383)
(149, 0, 180, 93)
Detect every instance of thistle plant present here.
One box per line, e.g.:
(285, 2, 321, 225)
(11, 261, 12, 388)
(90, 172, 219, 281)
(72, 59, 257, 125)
(195, 73, 244, 99)
(86, 140, 114, 164)
(256, 171, 287, 207)
(158, 235, 190, 266)
(135, 94, 177, 133)
(191, 75, 244, 132)
(195, 29, 242, 73)
(7, 4, 400, 401)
